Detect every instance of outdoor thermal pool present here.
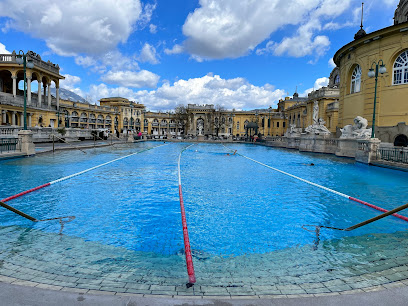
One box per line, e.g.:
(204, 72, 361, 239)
(0, 141, 407, 296)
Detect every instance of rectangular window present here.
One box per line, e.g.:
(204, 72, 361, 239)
(394, 70, 402, 84)
(404, 69, 408, 83)
(277, 122, 280, 128)
(283, 122, 285, 128)
(268, 118, 270, 128)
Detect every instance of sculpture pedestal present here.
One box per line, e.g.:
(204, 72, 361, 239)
(355, 138, 381, 164)
(18, 130, 36, 156)
(197, 135, 205, 142)
(299, 134, 332, 153)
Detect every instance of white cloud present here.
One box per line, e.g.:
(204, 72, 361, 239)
(181, 0, 352, 60)
(328, 57, 336, 68)
(164, 44, 184, 55)
(134, 74, 286, 110)
(60, 74, 84, 97)
(81, 74, 286, 110)
(0, 42, 10, 54)
(301, 77, 329, 97)
(101, 70, 160, 88)
(0, 0, 143, 56)
(75, 56, 97, 68)
(139, 43, 159, 64)
(75, 50, 139, 75)
(137, 2, 157, 30)
(149, 24, 157, 34)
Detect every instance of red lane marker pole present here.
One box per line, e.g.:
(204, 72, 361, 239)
(1, 144, 167, 204)
(178, 144, 196, 287)
(224, 145, 408, 223)
(1, 183, 51, 203)
(349, 197, 408, 222)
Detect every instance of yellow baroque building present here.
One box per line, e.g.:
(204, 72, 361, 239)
(334, 0, 408, 146)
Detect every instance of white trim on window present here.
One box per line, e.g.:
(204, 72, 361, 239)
(351, 65, 362, 94)
(393, 50, 408, 85)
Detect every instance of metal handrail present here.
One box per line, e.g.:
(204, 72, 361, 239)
(303, 202, 408, 249)
(50, 134, 87, 154)
(0, 200, 75, 234)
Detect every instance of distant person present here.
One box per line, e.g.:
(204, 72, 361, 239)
(227, 150, 237, 156)
(302, 162, 315, 166)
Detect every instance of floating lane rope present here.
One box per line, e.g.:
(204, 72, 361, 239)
(177, 144, 196, 287)
(1, 143, 168, 203)
(223, 145, 408, 222)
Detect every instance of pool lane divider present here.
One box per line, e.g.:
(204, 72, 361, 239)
(177, 144, 196, 287)
(1, 143, 168, 203)
(223, 145, 408, 222)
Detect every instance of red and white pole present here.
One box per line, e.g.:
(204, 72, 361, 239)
(178, 144, 196, 286)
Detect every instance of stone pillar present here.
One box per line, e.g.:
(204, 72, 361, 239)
(56, 86, 59, 109)
(355, 138, 381, 164)
(11, 111, 16, 125)
(335, 138, 358, 158)
(43, 82, 47, 104)
(28, 113, 32, 127)
(47, 83, 51, 108)
(37, 81, 42, 106)
(18, 130, 36, 156)
(20, 113, 24, 127)
(27, 76, 32, 105)
(2, 110, 6, 124)
(12, 76, 17, 97)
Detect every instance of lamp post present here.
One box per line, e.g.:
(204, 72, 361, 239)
(16, 51, 34, 130)
(268, 106, 272, 136)
(368, 60, 386, 138)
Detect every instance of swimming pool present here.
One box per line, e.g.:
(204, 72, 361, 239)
(0, 142, 407, 296)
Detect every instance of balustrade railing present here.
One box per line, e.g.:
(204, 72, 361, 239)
(0, 138, 21, 153)
(377, 148, 408, 164)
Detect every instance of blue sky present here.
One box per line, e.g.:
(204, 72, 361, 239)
(0, 0, 400, 111)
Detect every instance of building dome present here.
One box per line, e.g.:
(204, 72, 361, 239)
(394, 0, 408, 25)
(354, 28, 367, 40)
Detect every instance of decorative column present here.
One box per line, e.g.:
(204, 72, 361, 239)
(28, 113, 32, 127)
(20, 113, 24, 127)
(38, 80, 42, 106)
(2, 110, 6, 124)
(12, 76, 17, 97)
(12, 111, 16, 125)
(27, 76, 32, 105)
(43, 82, 47, 105)
(56, 86, 60, 109)
(47, 83, 51, 108)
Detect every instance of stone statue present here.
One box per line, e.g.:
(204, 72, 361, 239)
(285, 123, 302, 137)
(312, 101, 319, 124)
(197, 118, 204, 135)
(340, 116, 372, 139)
(304, 117, 331, 135)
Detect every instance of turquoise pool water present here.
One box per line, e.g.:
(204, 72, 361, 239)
(0, 142, 407, 290)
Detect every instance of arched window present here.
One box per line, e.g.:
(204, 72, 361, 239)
(334, 74, 340, 85)
(393, 50, 408, 85)
(351, 65, 362, 93)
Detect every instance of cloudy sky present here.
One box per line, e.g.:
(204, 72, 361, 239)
(0, 0, 399, 110)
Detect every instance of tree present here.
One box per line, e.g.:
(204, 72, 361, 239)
(213, 104, 225, 136)
(174, 105, 189, 136)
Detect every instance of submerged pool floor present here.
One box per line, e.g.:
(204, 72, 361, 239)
(1, 225, 408, 296)
(1, 142, 408, 296)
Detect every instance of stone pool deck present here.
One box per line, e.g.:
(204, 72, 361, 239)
(1, 277, 408, 306)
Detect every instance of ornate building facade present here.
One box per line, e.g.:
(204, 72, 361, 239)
(334, 0, 408, 145)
